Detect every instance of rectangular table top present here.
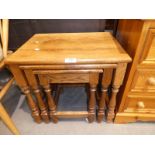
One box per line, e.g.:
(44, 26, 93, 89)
(5, 32, 131, 65)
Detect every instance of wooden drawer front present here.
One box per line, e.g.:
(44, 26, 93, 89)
(131, 69, 155, 92)
(46, 73, 89, 83)
(124, 95, 155, 113)
(37, 72, 90, 84)
(34, 69, 102, 84)
(140, 29, 155, 64)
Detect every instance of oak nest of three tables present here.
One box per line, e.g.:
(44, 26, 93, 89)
(5, 32, 131, 123)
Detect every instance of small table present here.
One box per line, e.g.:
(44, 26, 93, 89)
(5, 32, 131, 123)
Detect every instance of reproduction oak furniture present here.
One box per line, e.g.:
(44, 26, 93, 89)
(0, 19, 20, 135)
(5, 32, 131, 123)
(115, 20, 155, 123)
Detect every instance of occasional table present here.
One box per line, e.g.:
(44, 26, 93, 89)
(5, 32, 131, 123)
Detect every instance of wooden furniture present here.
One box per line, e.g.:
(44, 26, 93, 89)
(115, 19, 155, 123)
(38, 70, 101, 123)
(5, 32, 131, 123)
(0, 19, 20, 134)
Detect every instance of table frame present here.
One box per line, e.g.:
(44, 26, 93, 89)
(9, 62, 127, 123)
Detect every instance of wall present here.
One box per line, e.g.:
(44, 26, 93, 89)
(9, 19, 116, 51)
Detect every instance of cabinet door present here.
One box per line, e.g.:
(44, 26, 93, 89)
(140, 29, 155, 64)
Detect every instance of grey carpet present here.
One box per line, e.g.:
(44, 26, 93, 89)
(0, 85, 155, 135)
(57, 86, 88, 111)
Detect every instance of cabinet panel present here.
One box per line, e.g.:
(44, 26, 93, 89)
(115, 20, 155, 123)
(140, 29, 155, 64)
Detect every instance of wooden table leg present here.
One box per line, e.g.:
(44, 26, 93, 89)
(21, 86, 41, 123)
(54, 84, 63, 105)
(97, 68, 113, 123)
(39, 75, 58, 123)
(88, 73, 99, 123)
(107, 63, 127, 123)
(33, 87, 49, 123)
(24, 70, 49, 123)
(0, 102, 20, 135)
(88, 84, 97, 123)
(9, 65, 41, 123)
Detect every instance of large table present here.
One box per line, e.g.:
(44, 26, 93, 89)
(5, 32, 131, 123)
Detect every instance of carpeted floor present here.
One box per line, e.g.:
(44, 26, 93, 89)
(0, 85, 155, 135)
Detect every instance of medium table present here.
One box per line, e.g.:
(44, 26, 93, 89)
(5, 32, 131, 123)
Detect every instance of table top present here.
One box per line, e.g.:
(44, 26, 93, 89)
(5, 32, 131, 65)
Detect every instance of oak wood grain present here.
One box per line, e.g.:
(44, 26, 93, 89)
(5, 32, 131, 65)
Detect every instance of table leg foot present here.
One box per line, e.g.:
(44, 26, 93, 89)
(88, 114, 95, 123)
(97, 112, 104, 123)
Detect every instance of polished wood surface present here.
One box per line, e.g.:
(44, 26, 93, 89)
(56, 111, 89, 118)
(115, 19, 155, 123)
(6, 32, 131, 123)
(5, 32, 131, 65)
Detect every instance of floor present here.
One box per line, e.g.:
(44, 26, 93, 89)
(0, 82, 155, 135)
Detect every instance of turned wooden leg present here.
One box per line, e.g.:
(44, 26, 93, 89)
(88, 84, 97, 123)
(43, 85, 58, 123)
(9, 66, 42, 123)
(54, 85, 63, 105)
(107, 87, 119, 122)
(97, 68, 113, 123)
(24, 70, 49, 123)
(87, 73, 100, 123)
(97, 87, 107, 123)
(21, 86, 41, 123)
(33, 87, 49, 123)
(107, 63, 127, 123)
(0, 103, 20, 135)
